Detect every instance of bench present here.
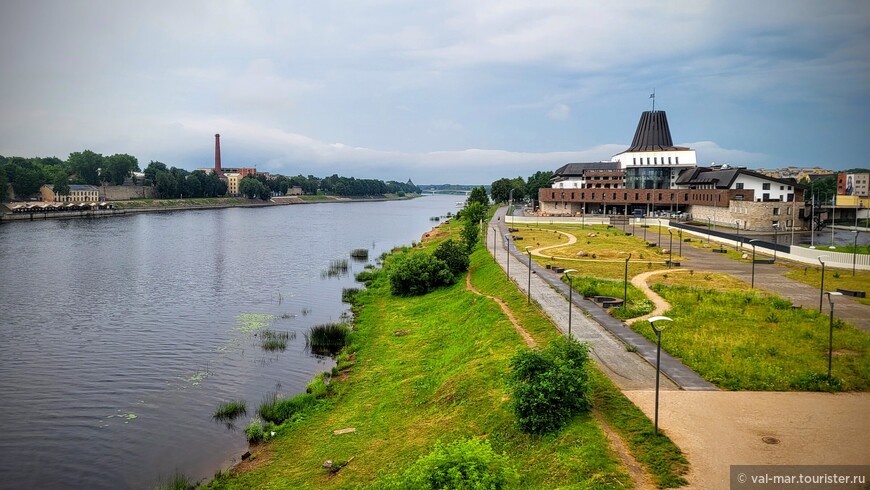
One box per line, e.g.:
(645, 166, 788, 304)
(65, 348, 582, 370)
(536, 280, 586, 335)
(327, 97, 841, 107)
(837, 288, 867, 298)
(711, 249, 728, 253)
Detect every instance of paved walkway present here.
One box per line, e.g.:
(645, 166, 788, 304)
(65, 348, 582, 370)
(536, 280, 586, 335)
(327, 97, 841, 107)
(491, 207, 716, 391)
(672, 231, 870, 331)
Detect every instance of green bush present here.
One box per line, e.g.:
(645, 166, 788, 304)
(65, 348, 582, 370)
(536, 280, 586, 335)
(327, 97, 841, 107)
(508, 338, 592, 434)
(378, 439, 518, 489)
(355, 269, 380, 287)
(433, 239, 470, 278)
(461, 218, 480, 252)
(306, 372, 331, 398)
(389, 253, 454, 296)
(245, 418, 265, 443)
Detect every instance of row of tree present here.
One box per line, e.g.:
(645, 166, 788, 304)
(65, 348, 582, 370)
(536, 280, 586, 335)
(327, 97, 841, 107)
(489, 171, 553, 204)
(1, 151, 422, 202)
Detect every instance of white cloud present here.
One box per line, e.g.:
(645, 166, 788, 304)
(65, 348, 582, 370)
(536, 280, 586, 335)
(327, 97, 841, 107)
(547, 104, 570, 121)
(686, 141, 770, 167)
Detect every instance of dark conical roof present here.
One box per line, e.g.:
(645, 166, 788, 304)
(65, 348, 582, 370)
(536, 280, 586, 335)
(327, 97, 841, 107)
(627, 111, 677, 152)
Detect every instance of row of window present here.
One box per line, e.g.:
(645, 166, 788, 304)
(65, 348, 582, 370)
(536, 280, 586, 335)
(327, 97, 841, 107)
(631, 156, 680, 165)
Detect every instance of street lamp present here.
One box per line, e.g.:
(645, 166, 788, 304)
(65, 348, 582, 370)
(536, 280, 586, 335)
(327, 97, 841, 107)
(748, 239, 760, 288)
(707, 217, 711, 244)
(818, 256, 827, 313)
(623, 254, 632, 305)
(492, 227, 497, 260)
(504, 233, 511, 278)
(648, 315, 673, 436)
(678, 229, 683, 256)
(563, 269, 577, 339)
(735, 220, 741, 251)
(657, 219, 663, 246)
(825, 292, 843, 378)
(852, 230, 859, 276)
(667, 229, 674, 268)
(772, 224, 779, 261)
(525, 246, 533, 304)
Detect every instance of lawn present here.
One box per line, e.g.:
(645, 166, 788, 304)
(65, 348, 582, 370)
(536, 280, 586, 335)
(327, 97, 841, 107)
(635, 271, 870, 391)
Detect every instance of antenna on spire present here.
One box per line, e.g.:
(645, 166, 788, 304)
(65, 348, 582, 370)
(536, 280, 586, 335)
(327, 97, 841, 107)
(649, 89, 656, 112)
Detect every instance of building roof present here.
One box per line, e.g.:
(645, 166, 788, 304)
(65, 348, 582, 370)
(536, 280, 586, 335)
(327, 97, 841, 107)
(675, 167, 804, 189)
(69, 185, 98, 191)
(553, 162, 620, 178)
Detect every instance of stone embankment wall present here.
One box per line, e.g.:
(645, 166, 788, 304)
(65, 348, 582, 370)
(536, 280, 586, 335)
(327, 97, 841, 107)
(102, 185, 155, 201)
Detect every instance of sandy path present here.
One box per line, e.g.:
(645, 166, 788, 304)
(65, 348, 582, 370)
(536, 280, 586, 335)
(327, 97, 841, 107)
(625, 269, 681, 325)
(528, 230, 576, 256)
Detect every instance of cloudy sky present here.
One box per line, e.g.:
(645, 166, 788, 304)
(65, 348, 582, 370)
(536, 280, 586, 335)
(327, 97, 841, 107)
(1, 1, 868, 184)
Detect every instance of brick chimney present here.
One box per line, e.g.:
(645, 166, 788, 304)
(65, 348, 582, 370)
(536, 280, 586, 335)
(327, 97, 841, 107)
(214, 133, 222, 175)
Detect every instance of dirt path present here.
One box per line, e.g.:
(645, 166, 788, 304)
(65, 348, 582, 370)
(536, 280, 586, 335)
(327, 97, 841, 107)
(625, 269, 681, 325)
(529, 230, 576, 256)
(465, 271, 536, 348)
(466, 271, 655, 487)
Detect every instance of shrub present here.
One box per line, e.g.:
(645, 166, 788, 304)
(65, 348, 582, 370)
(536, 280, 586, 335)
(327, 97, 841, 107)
(461, 218, 479, 252)
(432, 239, 470, 278)
(350, 248, 369, 260)
(212, 400, 247, 422)
(306, 323, 351, 356)
(389, 253, 454, 296)
(245, 418, 265, 443)
(507, 338, 591, 434)
(306, 372, 331, 398)
(355, 269, 380, 286)
(342, 287, 361, 304)
(379, 439, 518, 489)
(257, 392, 318, 424)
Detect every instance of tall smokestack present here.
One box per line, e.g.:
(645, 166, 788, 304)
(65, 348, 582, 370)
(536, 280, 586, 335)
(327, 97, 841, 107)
(214, 133, 222, 175)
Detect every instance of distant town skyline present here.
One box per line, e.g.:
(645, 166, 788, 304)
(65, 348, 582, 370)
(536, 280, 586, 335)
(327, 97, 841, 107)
(1, 1, 868, 184)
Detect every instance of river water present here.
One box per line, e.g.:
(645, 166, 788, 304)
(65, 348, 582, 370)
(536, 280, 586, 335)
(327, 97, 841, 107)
(0, 195, 457, 489)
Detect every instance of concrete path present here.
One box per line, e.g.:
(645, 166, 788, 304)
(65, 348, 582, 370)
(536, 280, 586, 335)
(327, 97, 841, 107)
(490, 207, 715, 392)
(674, 232, 870, 331)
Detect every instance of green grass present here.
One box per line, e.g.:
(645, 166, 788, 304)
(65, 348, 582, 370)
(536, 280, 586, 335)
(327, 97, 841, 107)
(207, 216, 689, 489)
(154, 471, 197, 490)
(783, 265, 870, 306)
(113, 197, 249, 208)
(305, 323, 351, 356)
(630, 273, 870, 391)
(213, 400, 247, 422)
(562, 275, 654, 320)
(259, 329, 292, 351)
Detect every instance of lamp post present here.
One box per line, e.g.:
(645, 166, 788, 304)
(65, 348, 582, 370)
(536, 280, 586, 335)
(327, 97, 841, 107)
(509, 188, 514, 216)
(648, 315, 673, 436)
(818, 256, 826, 313)
(492, 227, 497, 260)
(678, 229, 683, 256)
(657, 219, 662, 246)
(825, 291, 843, 377)
(735, 220, 741, 251)
(707, 217, 711, 244)
(623, 254, 632, 305)
(563, 269, 577, 338)
(504, 233, 513, 278)
(852, 230, 859, 276)
(525, 246, 533, 304)
(772, 224, 779, 261)
(667, 229, 674, 268)
(749, 239, 759, 288)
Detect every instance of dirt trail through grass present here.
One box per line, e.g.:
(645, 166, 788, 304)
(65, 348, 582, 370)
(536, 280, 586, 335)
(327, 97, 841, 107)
(625, 269, 681, 325)
(465, 271, 536, 348)
(529, 230, 576, 256)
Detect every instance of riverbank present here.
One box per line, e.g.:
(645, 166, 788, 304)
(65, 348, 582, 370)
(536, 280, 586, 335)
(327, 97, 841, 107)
(0, 194, 421, 224)
(206, 217, 688, 489)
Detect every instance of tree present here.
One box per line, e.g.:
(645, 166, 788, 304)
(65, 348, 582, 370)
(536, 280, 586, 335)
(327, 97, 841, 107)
(5, 158, 45, 197)
(388, 253, 454, 296)
(239, 175, 268, 199)
(461, 201, 486, 225)
(525, 170, 553, 205)
(144, 161, 168, 186)
(155, 171, 177, 198)
(432, 239, 470, 279)
(806, 175, 836, 203)
(103, 153, 139, 185)
(67, 150, 103, 185)
(52, 173, 71, 197)
(0, 167, 8, 202)
(490, 178, 513, 204)
(467, 186, 488, 207)
(508, 338, 591, 434)
(461, 217, 479, 252)
(510, 177, 526, 201)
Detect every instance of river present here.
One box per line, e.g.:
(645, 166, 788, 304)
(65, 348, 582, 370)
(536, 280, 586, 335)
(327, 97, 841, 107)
(0, 195, 458, 489)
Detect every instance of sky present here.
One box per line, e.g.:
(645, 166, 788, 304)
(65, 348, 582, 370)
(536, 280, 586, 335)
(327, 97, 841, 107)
(1, 1, 868, 184)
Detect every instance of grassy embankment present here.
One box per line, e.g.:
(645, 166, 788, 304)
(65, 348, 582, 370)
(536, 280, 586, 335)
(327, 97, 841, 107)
(208, 219, 688, 489)
(112, 197, 251, 208)
(514, 223, 870, 392)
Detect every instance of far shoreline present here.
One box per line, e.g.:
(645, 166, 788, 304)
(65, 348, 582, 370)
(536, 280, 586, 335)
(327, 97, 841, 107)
(0, 193, 425, 224)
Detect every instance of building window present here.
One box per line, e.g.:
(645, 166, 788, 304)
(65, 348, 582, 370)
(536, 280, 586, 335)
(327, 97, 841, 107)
(647, 158, 650, 165)
(780, 186, 784, 190)
(763, 193, 770, 200)
(773, 208, 780, 215)
(633, 158, 636, 165)
(668, 157, 672, 164)
(654, 157, 658, 164)
(571, 192, 574, 199)
(762, 183, 771, 190)
(736, 183, 744, 189)
(675, 156, 679, 164)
